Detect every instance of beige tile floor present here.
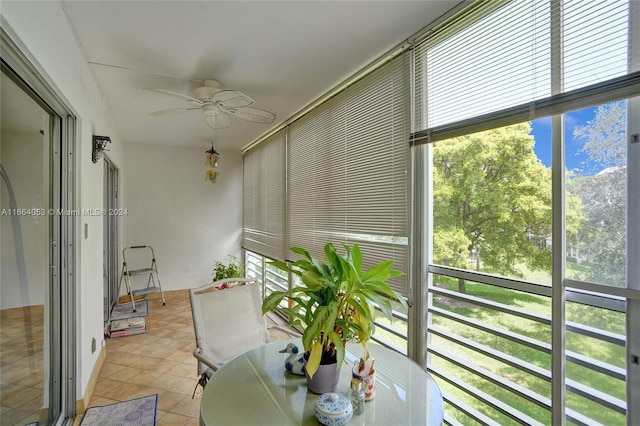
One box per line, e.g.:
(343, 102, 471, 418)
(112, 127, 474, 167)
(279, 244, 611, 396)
(0, 305, 46, 426)
(74, 290, 288, 426)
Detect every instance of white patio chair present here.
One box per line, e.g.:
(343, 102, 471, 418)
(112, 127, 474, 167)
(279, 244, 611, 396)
(189, 278, 299, 395)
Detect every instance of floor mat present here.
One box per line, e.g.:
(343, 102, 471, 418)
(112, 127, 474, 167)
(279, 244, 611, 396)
(80, 394, 157, 426)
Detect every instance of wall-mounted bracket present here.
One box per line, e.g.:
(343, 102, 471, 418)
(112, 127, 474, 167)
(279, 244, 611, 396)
(92, 135, 111, 163)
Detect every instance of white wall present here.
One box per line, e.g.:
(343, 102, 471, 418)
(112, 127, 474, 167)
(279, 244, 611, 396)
(122, 143, 243, 290)
(2, 1, 125, 399)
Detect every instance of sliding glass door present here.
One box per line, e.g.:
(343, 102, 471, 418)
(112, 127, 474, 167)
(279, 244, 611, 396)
(1, 28, 77, 424)
(0, 63, 63, 426)
(104, 158, 119, 324)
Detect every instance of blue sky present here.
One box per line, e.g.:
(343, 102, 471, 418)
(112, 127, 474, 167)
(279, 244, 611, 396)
(530, 106, 598, 175)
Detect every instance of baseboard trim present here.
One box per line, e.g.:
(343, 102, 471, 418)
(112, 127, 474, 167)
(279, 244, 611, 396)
(76, 345, 106, 414)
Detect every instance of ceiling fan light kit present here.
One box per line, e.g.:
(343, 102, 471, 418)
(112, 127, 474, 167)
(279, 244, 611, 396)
(146, 79, 276, 129)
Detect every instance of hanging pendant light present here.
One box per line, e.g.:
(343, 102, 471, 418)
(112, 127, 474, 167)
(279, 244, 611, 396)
(205, 145, 219, 168)
(205, 130, 220, 183)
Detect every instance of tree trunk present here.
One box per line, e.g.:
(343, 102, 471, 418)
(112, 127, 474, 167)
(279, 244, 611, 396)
(458, 278, 467, 294)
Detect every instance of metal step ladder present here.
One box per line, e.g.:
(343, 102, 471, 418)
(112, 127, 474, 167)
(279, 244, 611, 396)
(118, 245, 166, 312)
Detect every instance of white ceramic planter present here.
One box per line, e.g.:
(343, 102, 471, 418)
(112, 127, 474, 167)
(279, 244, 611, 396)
(306, 362, 341, 394)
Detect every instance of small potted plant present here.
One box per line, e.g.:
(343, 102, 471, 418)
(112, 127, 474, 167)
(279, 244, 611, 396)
(262, 242, 407, 393)
(212, 255, 243, 288)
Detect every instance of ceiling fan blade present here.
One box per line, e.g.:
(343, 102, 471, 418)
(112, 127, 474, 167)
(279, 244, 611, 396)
(205, 113, 232, 129)
(145, 88, 203, 105)
(226, 107, 276, 124)
(211, 90, 254, 108)
(148, 107, 200, 116)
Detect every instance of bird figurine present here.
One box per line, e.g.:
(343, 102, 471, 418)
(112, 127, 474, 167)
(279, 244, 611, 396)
(279, 343, 306, 375)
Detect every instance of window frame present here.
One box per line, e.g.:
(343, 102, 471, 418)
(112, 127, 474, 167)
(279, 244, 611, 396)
(412, 1, 640, 423)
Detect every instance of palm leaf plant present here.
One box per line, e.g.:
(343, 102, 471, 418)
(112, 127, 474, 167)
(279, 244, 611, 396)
(261, 242, 407, 379)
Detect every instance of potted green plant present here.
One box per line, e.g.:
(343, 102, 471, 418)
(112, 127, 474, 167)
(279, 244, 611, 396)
(261, 242, 407, 393)
(212, 255, 243, 281)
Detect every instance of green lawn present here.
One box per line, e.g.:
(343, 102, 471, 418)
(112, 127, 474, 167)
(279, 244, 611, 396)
(430, 277, 626, 425)
(374, 271, 626, 425)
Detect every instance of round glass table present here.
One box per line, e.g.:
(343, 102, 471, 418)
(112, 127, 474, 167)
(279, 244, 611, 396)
(200, 339, 444, 425)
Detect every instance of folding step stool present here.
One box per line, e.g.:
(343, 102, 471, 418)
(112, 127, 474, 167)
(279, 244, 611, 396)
(118, 245, 166, 312)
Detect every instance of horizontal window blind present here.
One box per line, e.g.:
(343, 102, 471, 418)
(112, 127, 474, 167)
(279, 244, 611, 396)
(242, 130, 286, 261)
(288, 52, 411, 296)
(413, 0, 637, 144)
(563, 0, 629, 91)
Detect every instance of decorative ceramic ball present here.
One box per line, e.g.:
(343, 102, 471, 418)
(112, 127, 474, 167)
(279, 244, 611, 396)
(314, 392, 353, 426)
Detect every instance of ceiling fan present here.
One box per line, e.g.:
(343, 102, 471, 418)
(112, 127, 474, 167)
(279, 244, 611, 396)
(146, 79, 276, 129)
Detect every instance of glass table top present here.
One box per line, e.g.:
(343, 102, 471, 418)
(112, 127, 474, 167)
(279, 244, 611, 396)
(200, 338, 444, 425)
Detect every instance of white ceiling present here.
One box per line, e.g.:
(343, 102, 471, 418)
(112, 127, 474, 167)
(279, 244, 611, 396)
(60, 1, 460, 150)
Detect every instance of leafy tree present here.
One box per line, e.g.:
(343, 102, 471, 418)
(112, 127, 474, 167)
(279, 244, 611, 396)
(569, 101, 626, 286)
(433, 123, 582, 284)
(574, 101, 626, 170)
